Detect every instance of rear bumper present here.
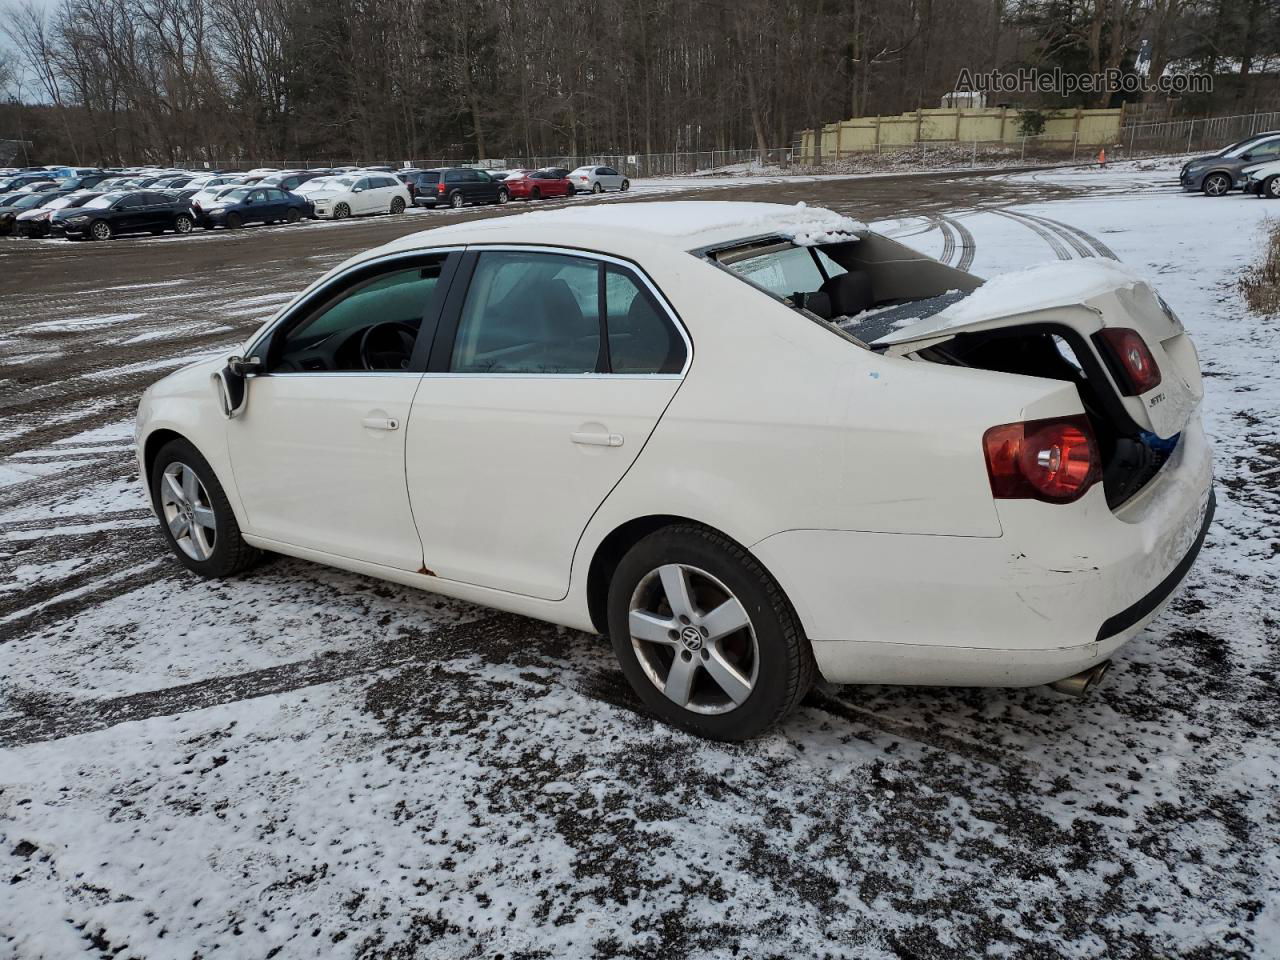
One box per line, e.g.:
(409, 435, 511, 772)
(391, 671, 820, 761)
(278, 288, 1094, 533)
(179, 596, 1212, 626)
(752, 416, 1214, 687)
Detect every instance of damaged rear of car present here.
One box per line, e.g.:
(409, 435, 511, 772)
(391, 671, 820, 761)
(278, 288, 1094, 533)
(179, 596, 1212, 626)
(707, 225, 1214, 694)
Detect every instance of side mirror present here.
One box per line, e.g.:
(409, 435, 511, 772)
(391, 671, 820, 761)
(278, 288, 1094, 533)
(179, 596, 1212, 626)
(214, 367, 248, 418)
(1240, 152, 1253, 161)
(228, 355, 262, 377)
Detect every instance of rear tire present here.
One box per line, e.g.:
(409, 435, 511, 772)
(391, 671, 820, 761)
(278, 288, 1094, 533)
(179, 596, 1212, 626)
(1202, 172, 1231, 197)
(592, 182, 604, 194)
(450, 191, 465, 209)
(606, 524, 815, 741)
(1265, 175, 1280, 199)
(285, 208, 301, 223)
(150, 438, 262, 579)
(390, 196, 406, 214)
(496, 188, 509, 205)
(174, 214, 193, 234)
(621, 179, 630, 191)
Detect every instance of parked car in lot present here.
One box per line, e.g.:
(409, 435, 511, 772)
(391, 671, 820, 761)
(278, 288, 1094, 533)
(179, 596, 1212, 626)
(199, 185, 312, 228)
(0, 171, 61, 191)
(15, 191, 101, 237)
(502, 168, 576, 200)
(396, 169, 440, 201)
(1180, 132, 1280, 195)
(135, 201, 1213, 740)
(1243, 159, 1280, 198)
(412, 168, 509, 208)
(0, 192, 55, 233)
(258, 170, 328, 191)
(308, 173, 410, 219)
(54, 173, 111, 191)
(569, 165, 629, 193)
(59, 190, 196, 240)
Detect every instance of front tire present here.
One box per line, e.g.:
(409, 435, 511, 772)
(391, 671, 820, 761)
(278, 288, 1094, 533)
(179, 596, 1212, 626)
(89, 220, 112, 241)
(530, 187, 541, 201)
(333, 203, 351, 220)
(150, 438, 261, 578)
(1202, 172, 1231, 196)
(606, 524, 815, 741)
(1264, 175, 1280, 199)
(226, 212, 243, 229)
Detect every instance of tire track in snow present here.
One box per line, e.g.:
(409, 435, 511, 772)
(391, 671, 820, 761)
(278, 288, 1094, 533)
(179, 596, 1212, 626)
(0, 613, 539, 746)
(991, 209, 1074, 260)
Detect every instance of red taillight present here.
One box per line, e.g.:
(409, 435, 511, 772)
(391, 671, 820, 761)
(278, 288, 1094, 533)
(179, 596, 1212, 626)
(1095, 327, 1161, 395)
(983, 416, 1101, 503)
(436, 182, 445, 193)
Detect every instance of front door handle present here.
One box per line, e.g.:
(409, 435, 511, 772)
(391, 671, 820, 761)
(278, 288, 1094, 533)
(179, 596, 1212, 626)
(571, 431, 623, 447)
(362, 416, 399, 431)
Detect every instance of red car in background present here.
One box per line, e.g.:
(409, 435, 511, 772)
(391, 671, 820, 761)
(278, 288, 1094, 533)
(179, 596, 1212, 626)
(501, 168, 576, 200)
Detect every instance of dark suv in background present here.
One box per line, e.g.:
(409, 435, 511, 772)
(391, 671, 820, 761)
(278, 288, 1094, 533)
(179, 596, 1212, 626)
(412, 168, 509, 208)
(1180, 132, 1280, 195)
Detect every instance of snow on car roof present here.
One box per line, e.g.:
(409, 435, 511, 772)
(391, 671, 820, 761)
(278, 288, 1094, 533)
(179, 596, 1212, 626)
(383, 202, 867, 256)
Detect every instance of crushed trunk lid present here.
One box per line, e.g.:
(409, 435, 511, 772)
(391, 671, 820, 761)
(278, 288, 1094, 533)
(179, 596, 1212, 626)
(869, 259, 1202, 439)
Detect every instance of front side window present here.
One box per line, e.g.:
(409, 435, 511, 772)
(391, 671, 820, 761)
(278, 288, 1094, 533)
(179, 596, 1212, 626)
(270, 259, 447, 373)
(450, 251, 601, 374)
(1251, 138, 1280, 160)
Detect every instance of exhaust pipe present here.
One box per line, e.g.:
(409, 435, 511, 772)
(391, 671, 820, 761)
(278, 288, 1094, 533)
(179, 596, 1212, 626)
(1048, 660, 1111, 698)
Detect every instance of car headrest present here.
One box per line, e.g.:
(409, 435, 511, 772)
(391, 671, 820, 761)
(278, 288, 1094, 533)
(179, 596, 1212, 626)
(820, 271, 875, 317)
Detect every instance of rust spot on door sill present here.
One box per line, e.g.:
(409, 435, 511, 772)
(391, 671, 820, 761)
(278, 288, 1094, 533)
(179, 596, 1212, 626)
(418, 566, 436, 577)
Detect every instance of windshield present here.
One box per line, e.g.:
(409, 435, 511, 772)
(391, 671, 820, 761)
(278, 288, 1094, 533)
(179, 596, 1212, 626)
(12, 194, 46, 208)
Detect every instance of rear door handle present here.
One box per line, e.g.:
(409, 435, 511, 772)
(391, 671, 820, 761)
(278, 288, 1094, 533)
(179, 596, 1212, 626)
(362, 416, 399, 431)
(571, 431, 623, 447)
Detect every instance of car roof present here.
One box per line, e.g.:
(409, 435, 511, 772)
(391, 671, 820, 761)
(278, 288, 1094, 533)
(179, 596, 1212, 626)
(376, 201, 866, 258)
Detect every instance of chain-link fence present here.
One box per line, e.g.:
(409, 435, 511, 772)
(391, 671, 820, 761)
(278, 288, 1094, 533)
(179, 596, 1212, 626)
(1118, 110, 1280, 157)
(174, 147, 795, 177)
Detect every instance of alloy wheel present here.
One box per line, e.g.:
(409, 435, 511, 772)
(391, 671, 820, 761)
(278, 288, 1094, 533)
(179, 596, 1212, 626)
(160, 462, 217, 562)
(451, 193, 464, 209)
(1204, 174, 1230, 196)
(175, 215, 192, 233)
(497, 189, 509, 204)
(334, 204, 350, 219)
(628, 563, 758, 715)
(1268, 177, 1280, 199)
(592, 182, 603, 193)
(91, 221, 110, 241)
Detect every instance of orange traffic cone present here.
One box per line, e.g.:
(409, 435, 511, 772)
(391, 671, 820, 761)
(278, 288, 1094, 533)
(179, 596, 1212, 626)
(1097, 148, 1107, 168)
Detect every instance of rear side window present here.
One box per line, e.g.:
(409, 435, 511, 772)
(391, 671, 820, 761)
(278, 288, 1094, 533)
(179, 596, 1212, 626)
(451, 251, 600, 374)
(606, 267, 685, 374)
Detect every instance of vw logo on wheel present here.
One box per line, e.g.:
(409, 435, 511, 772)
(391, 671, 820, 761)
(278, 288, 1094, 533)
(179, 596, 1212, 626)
(681, 625, 704, 650)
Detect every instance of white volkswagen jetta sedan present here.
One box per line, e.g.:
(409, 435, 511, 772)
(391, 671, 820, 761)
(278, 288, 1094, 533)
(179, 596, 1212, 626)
(135, 202, 1214, 740)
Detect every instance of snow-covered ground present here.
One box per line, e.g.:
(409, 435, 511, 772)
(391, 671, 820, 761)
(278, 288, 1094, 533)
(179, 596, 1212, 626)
(1, 163, 1278, 958)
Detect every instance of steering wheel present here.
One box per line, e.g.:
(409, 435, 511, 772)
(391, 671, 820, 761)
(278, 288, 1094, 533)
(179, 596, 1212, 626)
(359, 321, 417, 371)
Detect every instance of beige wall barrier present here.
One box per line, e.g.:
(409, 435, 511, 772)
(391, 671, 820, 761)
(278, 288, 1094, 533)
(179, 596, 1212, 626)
(800, 107, 1124, 162)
